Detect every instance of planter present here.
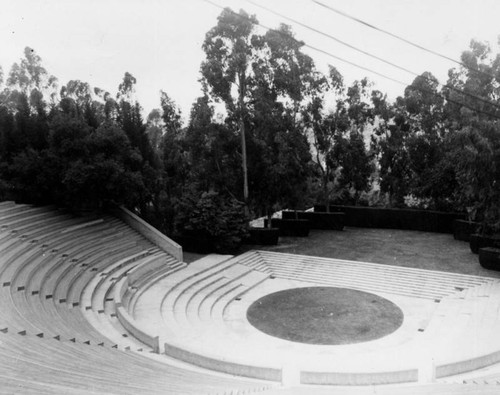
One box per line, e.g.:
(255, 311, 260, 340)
(245, 227, 279, 246)
(470, 234, 500, 254)
(171, 235, 214, 254)
(314, 205, 465, 233)
(479, 247, 500, 271)
(263, 218, 310, 237)
(453, 219, 480, 242)
(282, 211, 345, 231)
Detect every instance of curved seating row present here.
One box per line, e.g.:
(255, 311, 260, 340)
(114, 250, 500, 388)
(0, 332, 271, 395)
(0, 203, 272, 394)
(5, 201, 499, 393)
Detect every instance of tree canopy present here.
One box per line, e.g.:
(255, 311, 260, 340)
(2, 20, 500, 251)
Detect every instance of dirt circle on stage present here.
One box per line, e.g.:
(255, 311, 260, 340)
(246, 287, 404, 345)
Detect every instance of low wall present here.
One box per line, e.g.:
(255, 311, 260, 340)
(171, 235, 215, 254)
(113, 206, 183, 262)
(301, 368, 418, 385)
(164, 342, 282, 382)
(245, 228, 280, 245)
(264, 219, 310, 237)
(314, 205, 465, 234)
(282, 211, 345, 231)
(436, 349, 500, 378)
(479, 247, 500, 271)
(470, 234, 500, 254)
(116, 306, 160, 353)
(453, 219, 480, 241)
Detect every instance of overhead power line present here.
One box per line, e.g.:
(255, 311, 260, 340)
(204, 0, 403, 84)
(243, 0, 500, 113)
(311, 0, 498, 83)
(201, 0, 500, 121)
(244, 0, 415, 77)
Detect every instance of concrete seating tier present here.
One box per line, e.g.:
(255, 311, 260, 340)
(1, 210, 147, 343)
(82, 249, 188, 352)
(4, 202, 500, 393)
(262, 382, 500, 395)
(0, 203, 272, 394)
(0, 332, 270, 395)
(125, 254, 187, 314)
(81, 250, 162, 351)
(240, 251, 491, 300)
(0, 214, 94, 250)
(0, 205, 57, 226)
(464, 374, 500, 385)
(121, 250, 500, 388)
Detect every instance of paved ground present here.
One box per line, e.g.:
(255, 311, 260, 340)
(237, 227, 500, 279)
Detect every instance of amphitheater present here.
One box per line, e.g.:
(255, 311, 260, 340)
(2, 201, 500, 394)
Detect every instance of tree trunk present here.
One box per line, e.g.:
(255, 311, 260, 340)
(240, 118, 249, 203)
(238, 73, 249, 216)
(323, 174, 330, 213)
(353, 190, 360, 206)
(267, 208, 273, 229)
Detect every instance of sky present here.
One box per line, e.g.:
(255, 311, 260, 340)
(1, 0, 500, 122)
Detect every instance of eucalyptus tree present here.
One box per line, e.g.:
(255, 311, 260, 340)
(304, 67, 374, 207)
(6, 47, 58, 111)
(441, 39, 500, 229)
(249, 23, 321, 221)
(201, 8, 258, 205)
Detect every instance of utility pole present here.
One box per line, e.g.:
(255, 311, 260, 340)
(238, 72, 249, 213)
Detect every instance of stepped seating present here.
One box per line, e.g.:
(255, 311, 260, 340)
(83, 249, 189, 352)
(0, 214, 92, 250)
(2, 216, 138, 342)
(239, 251, 491, 300)
(4, 201, 500, 393)
(52, 236, 136, 305)
(425, 283, 500, 379)
(84, 250, 162, 345)
(0, 332, 270, 395)
(0, 205, 56, 226)
(122, 256, 281, 380)
(464, 373, 500, 385)
(65, 239, 144, 307)
(0, 203, 272, 394)
(120, 250, 500, 387)
(125, 254, 186, 314)
(263, 383, 500, 395)
(39, 234, 154, 345)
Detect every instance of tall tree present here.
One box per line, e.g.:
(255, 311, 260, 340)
(6, 47, 58, 109)
(440, 39, 500, 229)
(248, 24, 320, 221)
(201, 8, 258, 206)
(146, 108, 163, 151)
(304, 69, 375, 208)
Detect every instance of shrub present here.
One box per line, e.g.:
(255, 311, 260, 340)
(175, 190, 248, 254)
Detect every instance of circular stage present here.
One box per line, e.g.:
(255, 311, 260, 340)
(247, 287, 404, 345)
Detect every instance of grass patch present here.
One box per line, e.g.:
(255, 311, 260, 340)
(246, 287, 404, 345)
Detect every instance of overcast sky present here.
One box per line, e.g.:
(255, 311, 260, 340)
(2, 0, 500, 121)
